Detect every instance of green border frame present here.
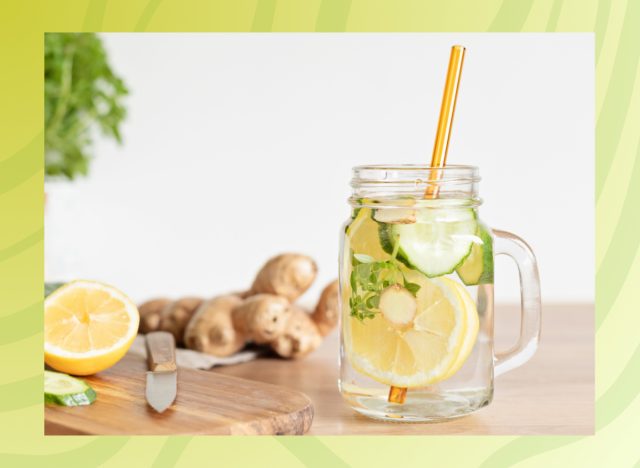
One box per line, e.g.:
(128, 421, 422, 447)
(0, 0, 633, 466)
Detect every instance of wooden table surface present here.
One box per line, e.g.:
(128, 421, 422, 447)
(214, 303, 594, 435)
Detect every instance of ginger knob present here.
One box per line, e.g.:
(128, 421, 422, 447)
(184, 295, 245, 357)
(311, 280, 339, 336)
(159, 297, 203, 346)
(138, 298, 171, 334)
(248, 253, 317, 302)
(232, 294, 291, 344)
(271, 306, 323, 359)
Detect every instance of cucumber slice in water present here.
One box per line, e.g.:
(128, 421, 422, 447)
(456, 224, 494, 285)
(44, 370, 96, 406)
(379, 207, 477, 278)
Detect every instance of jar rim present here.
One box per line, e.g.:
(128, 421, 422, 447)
(352, 164, 478, 171)
(350, 164, 481, 206)
(351, 164, 481, 185)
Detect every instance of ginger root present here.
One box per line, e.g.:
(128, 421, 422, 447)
(248, 253, 317, 302)
(232, 294, 291, 344)
(311, 280, 339, 337)
(138, 252, 340, 361)
(138, 298, 171, 334)
(159, 297, 203, 346)
(184, 295, 245, 357)
(270, 306, 323, 359)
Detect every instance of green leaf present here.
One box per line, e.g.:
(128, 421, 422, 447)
(365, 295, 380, 309)
(45, 33, 128, 181)
(404, 281, 421, 296)
(356, 263, 372, 284)
(348, 257, 410, 322)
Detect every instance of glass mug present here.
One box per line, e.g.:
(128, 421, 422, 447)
(338, 165, 541, 421)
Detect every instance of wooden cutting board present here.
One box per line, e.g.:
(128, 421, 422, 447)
(45, 353, 314, 435)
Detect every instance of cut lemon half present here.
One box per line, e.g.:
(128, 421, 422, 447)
(346, 274, 477, 387)
(44, 280, 139, 376)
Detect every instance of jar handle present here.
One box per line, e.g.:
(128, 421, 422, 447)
(492, 229, 542, 377)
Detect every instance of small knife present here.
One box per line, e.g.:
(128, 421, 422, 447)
(145, 331, 177, 413)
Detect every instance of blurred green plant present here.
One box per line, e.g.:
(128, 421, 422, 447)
(45, 33, 128, 180)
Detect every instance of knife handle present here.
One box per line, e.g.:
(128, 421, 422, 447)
(145, 331, 177, 372)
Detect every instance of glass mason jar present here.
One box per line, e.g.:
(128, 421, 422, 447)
(339, 165, 541, 421)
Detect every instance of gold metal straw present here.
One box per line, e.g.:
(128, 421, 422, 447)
(425, 45, 466, 198)
(388, 45, 466, 405)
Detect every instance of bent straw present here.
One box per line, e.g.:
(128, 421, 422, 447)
(388, 45, 466, 405)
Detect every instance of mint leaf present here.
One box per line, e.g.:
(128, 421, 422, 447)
(348, 252, 422, 322)
(404, 281, 421, 296)
(365, 295, 380, 309)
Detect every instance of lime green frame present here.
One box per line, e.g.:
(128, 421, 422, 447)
(0, 0, 632, 465)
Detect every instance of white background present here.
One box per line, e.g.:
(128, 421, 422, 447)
(45, 33, 594, 304)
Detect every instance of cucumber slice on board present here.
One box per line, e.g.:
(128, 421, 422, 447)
(379, 207, 477, 278)
(44, 370, 96, 406)
(456, 224, 494, 285)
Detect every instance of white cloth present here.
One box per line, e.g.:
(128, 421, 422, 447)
(130, 334, 261, 370)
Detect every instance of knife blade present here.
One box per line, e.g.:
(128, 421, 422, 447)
(145, 331, 177, 413)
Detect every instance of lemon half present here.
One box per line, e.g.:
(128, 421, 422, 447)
(44, 280, 139, 375)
